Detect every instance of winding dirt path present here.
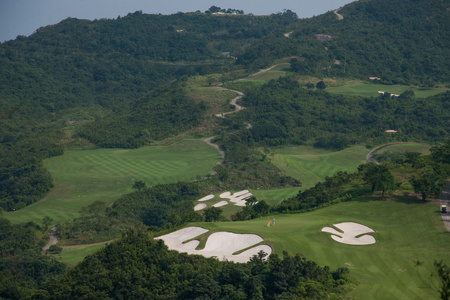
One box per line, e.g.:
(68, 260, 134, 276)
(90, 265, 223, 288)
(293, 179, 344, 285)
(214, 88, 244, 118)
(42, 227, 59, 251)
(201, 65, 277, 168)
(334, 9, 344, 20)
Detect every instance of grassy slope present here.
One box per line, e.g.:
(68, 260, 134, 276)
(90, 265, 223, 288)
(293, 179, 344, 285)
(326, 80, 449, 98)
(270, 145, 370, 191)
(5, 139, 221, 224)
(57, 242, 113, 266)
(192, 198, 449, 299)
(375, 142, 431, 156)
(193, 145, 369, 218)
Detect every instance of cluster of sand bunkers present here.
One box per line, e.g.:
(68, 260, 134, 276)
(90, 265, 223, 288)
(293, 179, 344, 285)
(157, 190, 377, 263)
(194, 190, 253, 211)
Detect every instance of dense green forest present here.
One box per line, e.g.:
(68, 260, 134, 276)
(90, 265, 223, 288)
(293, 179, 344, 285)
(77, 79, 207, 148)
(1, 0, 450, 298)
(233, 76, 449, 149)
(238, 0, 450, 84)
(0, 218, 66, 299)
(35, 230, 351, 299)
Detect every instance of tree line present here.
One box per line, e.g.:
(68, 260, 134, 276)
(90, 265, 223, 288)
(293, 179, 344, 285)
(34, 230, 351, 299)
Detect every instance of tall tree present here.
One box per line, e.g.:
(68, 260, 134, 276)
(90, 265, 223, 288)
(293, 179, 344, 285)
(361, 164, 396, 198)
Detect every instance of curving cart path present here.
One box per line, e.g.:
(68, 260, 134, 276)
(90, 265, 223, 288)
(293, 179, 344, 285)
(201, 65, 278, 168)
(441, 180, 450, 232)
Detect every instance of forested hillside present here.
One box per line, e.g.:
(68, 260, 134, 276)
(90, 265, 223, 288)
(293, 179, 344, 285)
(238, 0, 450, 84)
(0, 10, 298, 210)
(234, 76, 449, 149)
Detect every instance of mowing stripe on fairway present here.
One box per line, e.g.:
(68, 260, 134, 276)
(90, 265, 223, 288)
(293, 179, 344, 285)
(5, 139, 221, 225)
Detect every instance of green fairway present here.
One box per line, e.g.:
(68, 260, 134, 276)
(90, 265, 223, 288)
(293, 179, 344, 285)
(326, 80, 448, 98)
(250, 187, 301, 206)
(191, 199, 449, 299)
(57, 242, 113, 266)
(5, 139, 221, 225)
(270, 145, 370, 190)
(375, 143, 431, 156)
(195, 145, 368, 218)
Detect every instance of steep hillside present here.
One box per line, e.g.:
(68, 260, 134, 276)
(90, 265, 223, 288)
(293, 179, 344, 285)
(234, 76, 450, 149)
(0, 11, 297, 112)
(238, 0, 450, 84)
(0, 11, 297, 210)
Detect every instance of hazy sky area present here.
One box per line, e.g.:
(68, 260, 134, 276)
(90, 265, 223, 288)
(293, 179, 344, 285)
(0, 0, 355, 43)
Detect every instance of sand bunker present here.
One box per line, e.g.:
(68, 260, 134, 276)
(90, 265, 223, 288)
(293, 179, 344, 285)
(198, 194, 215, 202)
(321, 222, 376, 245)
(156, 227, 271, 263)
(220, 190, 253, 206)
(194, 203, 207, 211)
(194, 190, 254, 211)
(212, 201, 229, 208)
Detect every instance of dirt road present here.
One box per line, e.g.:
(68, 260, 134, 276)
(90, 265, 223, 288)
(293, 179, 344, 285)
(42, 227, 59, 251)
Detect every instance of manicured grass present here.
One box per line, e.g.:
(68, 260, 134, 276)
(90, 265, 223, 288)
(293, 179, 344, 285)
(192, 198, 449, 299)
(250, 187, 300, 206)
(5, 139, 221, 225)
(57, 242, 112, 266)
(270, 145, 370, 190)
(376, 142, 431, 156)
(195, 145, 368, 218)
(326, 80, 448, 98)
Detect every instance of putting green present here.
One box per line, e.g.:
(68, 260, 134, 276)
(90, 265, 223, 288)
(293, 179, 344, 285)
(193, 199, 449, 299)
(5, 139, 221, 224)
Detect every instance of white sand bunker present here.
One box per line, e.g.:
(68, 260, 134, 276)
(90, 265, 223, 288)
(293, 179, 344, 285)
(156, 227, 271, 263)
(321, 222, 376, 245)
(198, 194, 215, 202)
(220, 190, 253, 206)
(194, 190, 254, 211)
(212, 201, 229, 208)
(194, 203, 207, 211)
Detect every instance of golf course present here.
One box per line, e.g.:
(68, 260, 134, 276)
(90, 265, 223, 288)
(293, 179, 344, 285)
(4, 139, 221, 224)
(186, 198, 449, 299)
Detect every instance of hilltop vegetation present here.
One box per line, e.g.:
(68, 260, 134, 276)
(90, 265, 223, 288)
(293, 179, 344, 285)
(239, 0, 450, 84)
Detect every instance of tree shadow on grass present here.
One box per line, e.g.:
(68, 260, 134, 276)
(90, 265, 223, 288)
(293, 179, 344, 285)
(392, 192, 427, 205)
